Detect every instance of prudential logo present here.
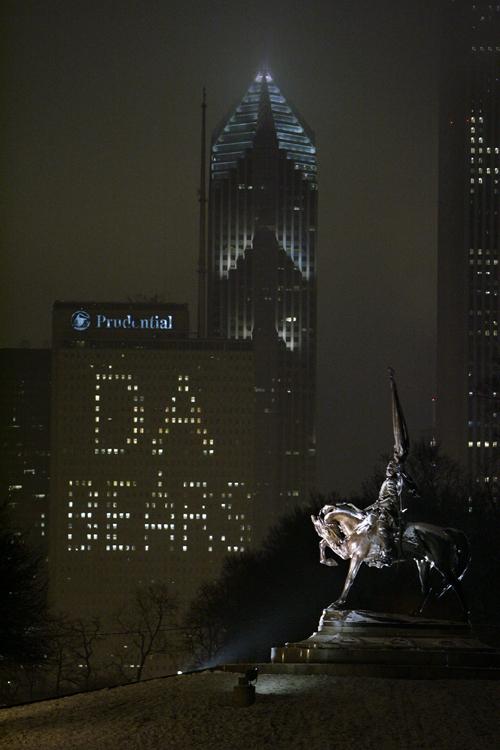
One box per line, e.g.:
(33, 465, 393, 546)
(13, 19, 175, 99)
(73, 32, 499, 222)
(71, 310, 91, 331)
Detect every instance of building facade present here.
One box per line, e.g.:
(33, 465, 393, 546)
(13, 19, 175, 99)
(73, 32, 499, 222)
(206, 71, 317, 520)
(0, 348, 50, 549)
(49, 302, 255, 620)
(437, 1, 500, 486)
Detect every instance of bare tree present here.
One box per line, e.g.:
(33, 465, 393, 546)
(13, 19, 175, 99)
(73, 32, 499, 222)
(113, 584, 177, 682)
(0, 503, 49, 665)
(66, 618, 103, 692)
(46, 616, 74, 697)
(18, 662, 49, 702)
(45, 616, 104, 695)
(184, 582, 227, 667)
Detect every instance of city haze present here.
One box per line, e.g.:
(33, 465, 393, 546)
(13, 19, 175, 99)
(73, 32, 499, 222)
(1, 0, 438, 495)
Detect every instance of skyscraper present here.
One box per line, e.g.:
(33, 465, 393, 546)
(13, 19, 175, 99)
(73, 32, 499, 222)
(204, 71, 317, 522)
(0, 349, 50, 549)
(49, 302, 255, 620)
(437, 1, 500, 486)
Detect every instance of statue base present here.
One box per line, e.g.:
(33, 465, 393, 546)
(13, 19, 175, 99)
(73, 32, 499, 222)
(270, 606, 500, 679)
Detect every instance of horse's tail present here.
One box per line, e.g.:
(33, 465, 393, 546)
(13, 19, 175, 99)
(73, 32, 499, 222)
(444, 527, 470, 581)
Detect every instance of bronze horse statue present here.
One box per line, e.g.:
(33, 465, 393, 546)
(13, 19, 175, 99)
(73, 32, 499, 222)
(312, 502, 470, 617)
(313, 370, 471, 617)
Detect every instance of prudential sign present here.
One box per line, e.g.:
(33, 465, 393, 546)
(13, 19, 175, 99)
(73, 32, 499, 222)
(71, 310, 173, 332)
(71, 310, 91, 331)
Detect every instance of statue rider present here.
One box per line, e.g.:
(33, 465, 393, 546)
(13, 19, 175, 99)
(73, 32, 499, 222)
(357, 369, 418, 566)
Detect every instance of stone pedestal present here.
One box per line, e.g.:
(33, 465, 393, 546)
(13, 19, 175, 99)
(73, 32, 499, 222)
(270, 607, 500, 679)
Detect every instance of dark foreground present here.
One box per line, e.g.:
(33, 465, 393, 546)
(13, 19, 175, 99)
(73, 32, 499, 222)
(1, 672, 499, 749)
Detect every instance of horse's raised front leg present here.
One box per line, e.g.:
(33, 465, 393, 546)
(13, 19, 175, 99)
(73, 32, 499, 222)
(319, 539, 338, 567)
(334, 555, 362, 608)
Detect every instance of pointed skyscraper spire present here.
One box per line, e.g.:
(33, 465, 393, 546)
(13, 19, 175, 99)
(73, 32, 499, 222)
(206, 70, 318, 519)
(211, 73, 316, 181)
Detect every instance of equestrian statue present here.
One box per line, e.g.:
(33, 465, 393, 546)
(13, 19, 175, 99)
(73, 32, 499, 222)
(311, 369, 470, 617)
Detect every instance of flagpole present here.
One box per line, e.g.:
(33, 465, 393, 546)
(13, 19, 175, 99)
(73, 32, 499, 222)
(388, 367, 409, 561)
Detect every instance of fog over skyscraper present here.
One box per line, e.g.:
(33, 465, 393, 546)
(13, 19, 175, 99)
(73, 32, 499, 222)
(437, 1, 500, 487)
(204, 71, 317, 521)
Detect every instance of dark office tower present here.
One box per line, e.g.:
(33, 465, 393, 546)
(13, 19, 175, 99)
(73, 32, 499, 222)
(206, 71, 317, 524)
(50, 302, 255, 627)
(0, 349, 51, 548)
(437, 2, 500, 487)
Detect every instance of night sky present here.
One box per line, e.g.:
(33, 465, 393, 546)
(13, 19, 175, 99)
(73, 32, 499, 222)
(2, 0, 439, 496)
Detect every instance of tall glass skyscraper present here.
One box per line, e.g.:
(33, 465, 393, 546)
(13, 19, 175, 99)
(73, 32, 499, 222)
(205, 71, 317, 524)
(437, 1, 500, 487)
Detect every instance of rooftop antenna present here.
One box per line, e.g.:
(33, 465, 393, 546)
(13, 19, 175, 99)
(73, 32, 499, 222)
(197, 87, 207, 338)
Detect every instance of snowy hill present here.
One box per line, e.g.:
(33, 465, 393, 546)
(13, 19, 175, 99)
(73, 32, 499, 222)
(1, 671, 499, 750)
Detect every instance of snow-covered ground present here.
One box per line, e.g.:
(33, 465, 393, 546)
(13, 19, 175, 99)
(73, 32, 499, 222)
(1, 671, 499, 750)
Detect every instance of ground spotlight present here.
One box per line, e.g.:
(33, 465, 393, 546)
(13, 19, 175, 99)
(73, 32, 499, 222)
(232, 667, 258, 707)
